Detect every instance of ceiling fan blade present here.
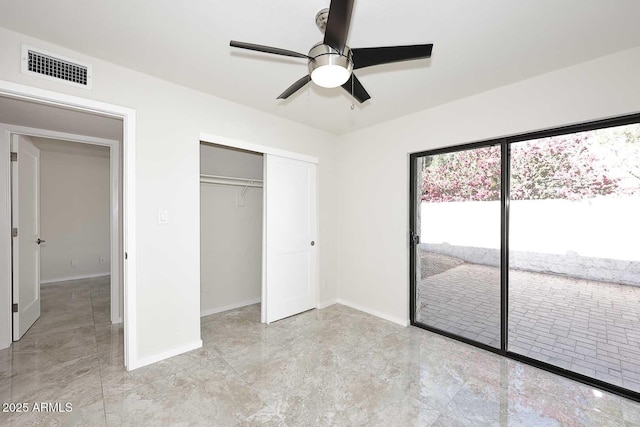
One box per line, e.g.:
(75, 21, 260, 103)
(324, 0, 355, 53)
(277, 75, 312, 99)
(352, 44, 433, 69)
(230, 41, 310, 59)
(341, 74, 371, 103)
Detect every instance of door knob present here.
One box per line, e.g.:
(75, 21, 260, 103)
(36, 238, 45, 245)
(310, 241, 315, 246)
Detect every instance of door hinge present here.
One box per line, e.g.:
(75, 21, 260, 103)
(12, 303, 18, 313)
(12, 228, 18, 237)
(10, 152, 17, 162)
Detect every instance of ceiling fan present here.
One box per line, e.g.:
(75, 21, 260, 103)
(230, 0, 433, 103)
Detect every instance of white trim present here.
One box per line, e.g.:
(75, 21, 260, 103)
(317, 299, 338, 309)
(130, 340, 203, 371)
(200, 133, 319, 165)
(337, 299, 409, 327)
(0, 131, 11, 349)
(0, 123, 122, 325)
(109, 140, 120, 324)
(0, 124, 116, 147)
(40, 273, 110, 285)
(0, 79, 136, 370)
(200, 298, 261, 317)
(261, 155, 268, 324)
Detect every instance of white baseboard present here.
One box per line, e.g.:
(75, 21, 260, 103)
(200, 297, 261, 317)
(337, 298, 409, 327)
(128, 340, 203, 371)
(41, 273, 110, 285)
(317, 299, 338, 309)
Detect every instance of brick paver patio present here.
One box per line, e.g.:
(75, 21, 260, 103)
(417, 251, 640, 393)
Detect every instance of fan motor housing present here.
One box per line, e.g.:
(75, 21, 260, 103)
(308, 43, 354, 87)
(315, 8, 330, 33)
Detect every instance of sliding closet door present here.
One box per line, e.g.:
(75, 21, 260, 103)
(264, 154, 317, 323)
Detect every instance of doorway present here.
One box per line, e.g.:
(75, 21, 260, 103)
(0, 83, 136, 368)
(6, 124, 121, 340)
(11, 135, 115, 341)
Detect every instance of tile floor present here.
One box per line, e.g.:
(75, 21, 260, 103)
(417, 251, 640, 393)
(1, 278, 640, 426)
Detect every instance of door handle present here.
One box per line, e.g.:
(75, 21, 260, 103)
(310, 241, 315, 246)
(410, 231, 420, 245)
(36, 238, 45, 245)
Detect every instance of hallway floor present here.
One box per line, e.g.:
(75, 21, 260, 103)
(1, 278, 640, 425)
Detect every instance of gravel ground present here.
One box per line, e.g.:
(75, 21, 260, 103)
(420, 251, 465, 279)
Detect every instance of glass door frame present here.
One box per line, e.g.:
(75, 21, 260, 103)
(409, 112, 640, 402)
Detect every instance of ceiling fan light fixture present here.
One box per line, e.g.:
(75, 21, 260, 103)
(229, 0, 434, 103)
(308, 43, 353, 88)
(311, 64, 350, 88)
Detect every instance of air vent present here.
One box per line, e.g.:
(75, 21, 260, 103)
(21, 45, 92, 89)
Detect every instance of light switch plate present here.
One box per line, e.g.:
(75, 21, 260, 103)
(158, 210, 169, 224)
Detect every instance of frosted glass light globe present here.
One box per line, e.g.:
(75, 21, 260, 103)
(311, 64, 351, 88)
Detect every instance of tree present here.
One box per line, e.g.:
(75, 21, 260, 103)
(593, 124, 640, 194)
(421, 131, 625, 202)
(421, 146, 500, 202)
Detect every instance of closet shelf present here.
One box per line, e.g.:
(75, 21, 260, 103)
(200, 174, 263, 188)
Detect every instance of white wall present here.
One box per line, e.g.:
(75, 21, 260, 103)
(200, 144, 262, 315)
(34, 139, 110, 283)
(4, 23, 638, 362)
(336, 46, 640, 326)
(421, 199, 640, 260)
(0, 26, 339, 362)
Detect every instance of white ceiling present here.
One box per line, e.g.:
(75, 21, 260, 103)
(1, 0, 639, 134)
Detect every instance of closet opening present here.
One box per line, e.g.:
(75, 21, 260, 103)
(199, 142, 264, 322)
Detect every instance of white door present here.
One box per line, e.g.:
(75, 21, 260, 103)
(264, 155, 317, 323)
(11, 134, 41, 340)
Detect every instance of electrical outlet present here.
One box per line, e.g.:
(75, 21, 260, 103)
(99, 257, 106, 264)
(71, 259, 78, 267)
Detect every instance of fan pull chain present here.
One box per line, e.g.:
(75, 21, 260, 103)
(350, 75, 355, 110)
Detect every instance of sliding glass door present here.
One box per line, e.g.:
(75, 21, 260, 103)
(410, 115, 640, 398)
(508, 124, 640, 393)
(413, 145, 501, 348)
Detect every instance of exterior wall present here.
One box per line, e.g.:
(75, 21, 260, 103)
(420, 198, 640, 286)
(422, 244, 640, 287)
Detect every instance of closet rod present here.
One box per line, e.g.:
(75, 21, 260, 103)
(200, 174, 263, 188)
